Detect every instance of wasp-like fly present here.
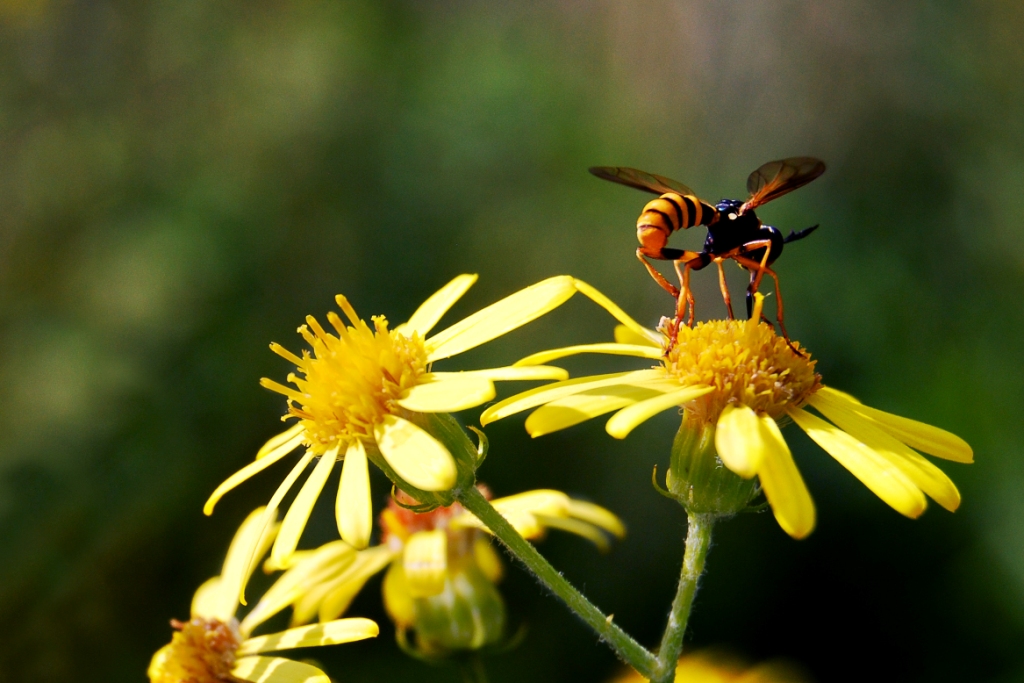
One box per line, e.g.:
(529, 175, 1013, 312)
(590, 157, 825, 346)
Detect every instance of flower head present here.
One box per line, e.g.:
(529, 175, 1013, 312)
(482, 279, 973, 539)
(610, 650, 806, 683)
(203, 274, 575, 587)
(241, 487, 624, 657)
(148, 508, 378, 683)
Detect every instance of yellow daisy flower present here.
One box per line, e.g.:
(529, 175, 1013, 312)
(481, 279, 973, 539)
(148, 508, 378, 683)
(240, 487, 625, 657)
(203, 274, 575, 578)
(610, 650, 805, 683)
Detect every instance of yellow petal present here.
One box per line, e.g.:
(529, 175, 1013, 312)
(396, 375, 496, 412)
(818, 387, 973, 463)
(493, 489, 568, 516)
(194, 507, 280, 621)
(450, 505, 542, 539)
(232, 656, 329, 683)
(809, 394, 960, 511)
(480, 369, 665, 426)
(565, 499, 626, 539)
(605, 385, 714, 439)
(291, 571, 350, 627)
(190, 577, 227, 622)
(337, 440, 372, 549)
(513, 343, 662, 367)
(429, 365, 569, 381)
(424, 275, 576, 361)
(573, 279, 662, 345)
(256, 424, 306, 460)
(237, 618, 379, 655)
(525, 385, 663, 437)
(382, 562, 415, 629)
(473, 538, 504, 583)
(204, 430, 304, 515)
(533, 513, 613, 551)
(757, 415, 816, 539)
(397, 274, 478, 337)
(238, 452, 316, 605)
(374, 415, 457, 491)
(614, 324, 661, 347)
(403, 529, 447, 598)
(788, 407, 927, 518)
(317, 546, 397, 623)
(714, 404, 766, 479)
(271, 448, 338, 569)
(240, 541, 356, 635)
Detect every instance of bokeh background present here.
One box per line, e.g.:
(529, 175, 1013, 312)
(2, 1, 1023, 681)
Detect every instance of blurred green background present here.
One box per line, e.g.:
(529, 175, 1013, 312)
(2, 1, 1023, 681)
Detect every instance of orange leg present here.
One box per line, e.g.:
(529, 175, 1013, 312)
(732, 238, 774, 295)
(731, 255, 805, 357)
(712, 241, 772, 319)
(673, 258, 698, 327)
(714, 258, 734, 320)
(637, 248, 679, 298)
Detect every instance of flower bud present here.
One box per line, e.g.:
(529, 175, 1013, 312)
(664, 412, 759, 517)
(384, 552, 506, 656)
(411, 559, 506, 654)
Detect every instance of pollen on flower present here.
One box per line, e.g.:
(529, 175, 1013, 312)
(147, 617, 242, 683)
(261, 296, 429, 455)
(660, 298, 821, 426)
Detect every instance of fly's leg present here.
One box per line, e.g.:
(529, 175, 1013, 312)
(673, 257, 702, 327)
(714, 258, 734, 320)
(732, 239, 774, 318)
(732, 254, 805, 357)
(637, 248, 679, 298)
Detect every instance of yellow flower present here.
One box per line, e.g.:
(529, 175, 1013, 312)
(203, 274, 576, 579)
(610, 650, 805, 683)
(148, 508, 378, 683)
(481, 279, 973, 539)
(240, 487, 624, 656)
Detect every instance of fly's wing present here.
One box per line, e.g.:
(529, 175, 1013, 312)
(588, 166, 698, 197)
(740, 157, 826, 213)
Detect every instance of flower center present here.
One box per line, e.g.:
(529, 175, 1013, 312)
(263, 296, 429, 455)
(148, 618, 241, 683)
(659, 302, 821, 426)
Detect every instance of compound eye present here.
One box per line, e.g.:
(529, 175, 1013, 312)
(727, 212, 737, 221)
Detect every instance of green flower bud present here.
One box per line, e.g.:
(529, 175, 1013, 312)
(408, 559, 506, 655)
(664, 412, 759, 517)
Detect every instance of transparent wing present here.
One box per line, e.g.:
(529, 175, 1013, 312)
(741, 157, 826, 213)
(588, 166, 698, 197)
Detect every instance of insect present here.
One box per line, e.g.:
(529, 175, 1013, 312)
(589, 157, 825, 347)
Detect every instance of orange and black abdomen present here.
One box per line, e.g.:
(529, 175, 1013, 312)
(637, 192, 718, 237)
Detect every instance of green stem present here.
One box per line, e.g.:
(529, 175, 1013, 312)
(456, 486, 658, 679)
(650, 513, 714, 683)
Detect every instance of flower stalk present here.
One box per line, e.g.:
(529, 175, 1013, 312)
(455, 485, 658, 678)
(651, 513, 713, 683)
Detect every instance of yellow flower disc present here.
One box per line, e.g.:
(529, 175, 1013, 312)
(147, 618, 241, 683)
(662, 311, 821, 426)
(263, 298, 429, 455)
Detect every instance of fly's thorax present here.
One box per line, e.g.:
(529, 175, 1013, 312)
(660, 313, 821, 427)
(147, 618, 242, 683)
(705, 201, 761, 254)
